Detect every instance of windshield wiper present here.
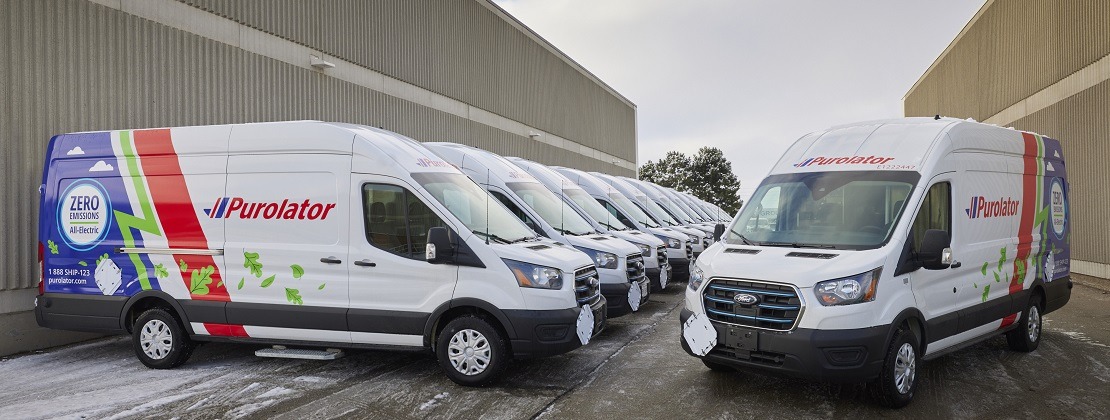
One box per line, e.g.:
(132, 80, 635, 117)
(473, 231, 511, 244)
(731, 231, 757, 246)
(761, 241, 838, 249)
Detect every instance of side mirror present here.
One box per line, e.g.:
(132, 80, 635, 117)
(918, 229, 951, 270)
(427, 227, 455, 264)
(713, 224, 725, 242)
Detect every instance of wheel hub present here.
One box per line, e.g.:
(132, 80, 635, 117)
(893, 342, 916, 395)
(447, 329, 491, 376)
(139, 319, 173, 360)
(1028, 305, 1041, 342)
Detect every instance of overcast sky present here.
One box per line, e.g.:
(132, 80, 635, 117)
(493, 0, 985, 200)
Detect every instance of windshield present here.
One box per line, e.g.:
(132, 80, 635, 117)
(671, 196, 707, 222)
(608, 193, 660, 228)
(507, 182, 595, 236)
(637, 196, 682, 227)
(565, 188, 628, 231)
(725, 171, 920, 250)
(413, 173, 537, 243)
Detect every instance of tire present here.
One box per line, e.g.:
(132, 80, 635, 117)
(435, 315, 509, 387)
(702, 359, 734, 372)
(132, 308, 194, 369)
(1006, 294, 1043, 352)
(871, 326, 919, 408)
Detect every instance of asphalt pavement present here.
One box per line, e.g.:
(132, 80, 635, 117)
(1, 277, 1108, 419)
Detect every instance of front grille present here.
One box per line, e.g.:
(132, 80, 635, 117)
(702, 279, 802, 331)
(656, 246, 667, 267)
(626, 254, 646, 284)
(685, 240, 693, 259)
(574, 266, 601, 306)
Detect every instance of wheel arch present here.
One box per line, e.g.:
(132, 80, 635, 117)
(423, 298, 516, 351)
(120, 291, 192, 334)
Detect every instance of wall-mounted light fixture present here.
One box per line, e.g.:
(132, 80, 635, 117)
(310, 55, 335, 70)
(528, 131, 541, 139)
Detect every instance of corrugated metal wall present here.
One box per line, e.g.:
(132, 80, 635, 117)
(0, 0, 635, 292)
(179, 0, 637, 160)
(905, 0, 1110, 266)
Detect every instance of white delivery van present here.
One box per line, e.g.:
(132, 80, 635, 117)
(507, 157, 667, 300)
(35, 121, 607, 387)
(593, 173, 708, 260)
(556, 167, 684, 289)
(625, 178, 716, 244)
(425, 143, 647, 318)
(669, 188, 719, 224)
(681, 118, 1072, 407)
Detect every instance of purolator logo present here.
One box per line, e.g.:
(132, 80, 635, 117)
(415, 158, 450, 168)
(793, 155, 895, 167)
(204, 197, 337, 220)
(965, 196, 1020, 219)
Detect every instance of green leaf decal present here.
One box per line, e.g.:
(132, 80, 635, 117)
(179, 259, 188, 272)
(47, 240, 59, 255)
(77, 261, 88, 267)
(993, 271, 1001, 283)
(237, 278, 245, 290)
(285, 288, 303, 305)
(1015, 259, 1026, 283)
(154, 263, 169, 279)
(997, 247, 1007, 271)
(97, 253, 110, 265)
(190, 265, 215, 295)
(981, 262, 989, 276)
(244, 252, 263, 278)
(981, 284, 991, 302)
(318, 283, 326, 290)
(216, 280, 224, 288)
(260, 275, 276, 288)
(291, 264, 304, 279)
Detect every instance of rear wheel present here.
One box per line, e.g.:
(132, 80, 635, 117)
(436, 315, 509, 387)
(1006, 294, 1043, 352)
(132, 308, 194, 369)
(871, 326, 919, 408)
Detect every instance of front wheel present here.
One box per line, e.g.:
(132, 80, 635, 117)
(1006, 294, 1043, 352)
(436, 315, 509, 387)
(871, 326, 919, 408)
(132, 308, 195, 369)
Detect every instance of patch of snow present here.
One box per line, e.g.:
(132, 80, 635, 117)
(226, 399, 277, 419)
(106, 393, 195, 420)
(257, 386, 296, 399)
(418, 392, 450, 411)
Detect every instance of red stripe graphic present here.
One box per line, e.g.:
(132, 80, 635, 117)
(203, 323, 249, 337)
(1001, 132, 1040, 330)
(132, 129, 231, 303)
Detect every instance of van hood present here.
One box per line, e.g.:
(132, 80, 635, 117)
(610, 230, 664, 248)
(647, 227, 686, 241)
(697, 244, 887, 289)
(566, 233, 641, 257)
(491, 238, 593, 273)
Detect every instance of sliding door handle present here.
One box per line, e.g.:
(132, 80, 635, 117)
(354, 260, 377, 267)
(320, 257, 342, 264)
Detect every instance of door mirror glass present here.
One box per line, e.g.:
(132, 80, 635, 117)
(713, 223, 725, 242)
(426, 227, 455, 264)
(918, 229, 951, 270)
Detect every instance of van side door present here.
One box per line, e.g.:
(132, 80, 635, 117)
(223, 154, 352, 343)
(903, 179, 963, 353)
(347, 174, 459, 347)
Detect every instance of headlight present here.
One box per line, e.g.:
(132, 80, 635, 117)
(655, 235, 682, 249)
(503, 259, 562, 290)
(575, 247, 619, 269)
(689, 265, 705, 291)
(814, 267, 882, 306)
(688, 234, 698, 242)
(637, 243, 651, 257)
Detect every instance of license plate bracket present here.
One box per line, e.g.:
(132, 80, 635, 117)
(726, 326, 759, 351)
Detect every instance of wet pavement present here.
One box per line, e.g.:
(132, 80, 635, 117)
(2, 276, 1109, 419)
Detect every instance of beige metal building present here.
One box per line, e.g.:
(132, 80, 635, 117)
(0, 0, 637, 356)
(905, 0, 1110, 280)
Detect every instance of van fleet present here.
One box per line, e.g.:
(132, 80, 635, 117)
(36, 121, 608, 386)
(425, 143, 649, 317)
(681, 118, 1071, 407)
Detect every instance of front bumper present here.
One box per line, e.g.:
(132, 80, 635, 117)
(601, 282, 634, 318)
(646, 265, 673, 291)
(679, 309, 888, 383)
(505, 296, 607, 359)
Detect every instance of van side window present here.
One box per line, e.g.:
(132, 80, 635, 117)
(490, 191, 543, 236)
(911, 182, 951, 251)
(599, 199, 634, 228)
(362, 183, 447, 260)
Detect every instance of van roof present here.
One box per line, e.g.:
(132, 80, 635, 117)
(769, 117, 1056, 175)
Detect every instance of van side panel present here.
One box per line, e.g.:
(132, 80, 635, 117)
(1036, 136, 1070, 313)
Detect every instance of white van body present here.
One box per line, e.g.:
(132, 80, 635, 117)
(681, 118, 1071, 407)
(425, 143, 646, 318)
(592, 173, 708, 258)
(506, 157, 668, 298)
(669, 188, 719, 224)
(624, 178, 716, 245)
(35, 121, 606, 386)
(555, 167, 685, 289)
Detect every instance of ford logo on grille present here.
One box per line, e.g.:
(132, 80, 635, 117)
(734, 293, 759, 306)
(588, 277, 600, 287)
